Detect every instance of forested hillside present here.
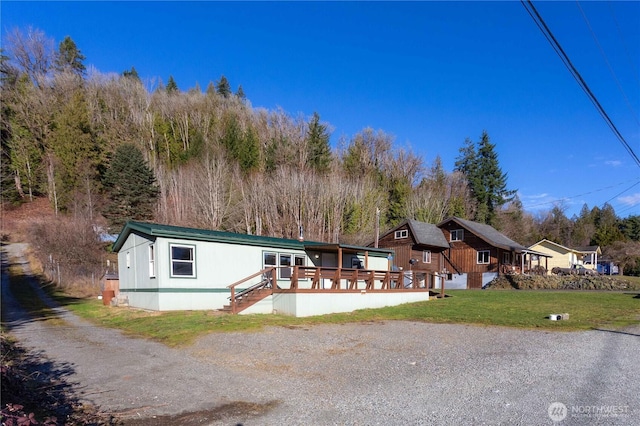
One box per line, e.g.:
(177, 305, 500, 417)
(2, 27, 640, 274)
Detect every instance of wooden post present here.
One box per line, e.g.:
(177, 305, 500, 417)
(230, 286, 236, 314)
(333, 268, 341, 289)
(366, 271, 374, 290)
(272, 268, 277, 290)
(440, 274, 445, 299)
(291, 266, 298, 289)
(349, 269, 358, 289)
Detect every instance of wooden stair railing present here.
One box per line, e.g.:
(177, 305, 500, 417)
(222, 267, 277, 314)
(442, 252, 463, 275)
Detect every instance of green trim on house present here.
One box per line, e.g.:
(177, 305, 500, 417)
(114, 221, 320, 252)
(113, 220, 394, 258)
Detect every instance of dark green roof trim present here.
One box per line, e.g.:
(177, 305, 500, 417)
(113, 221, 393, 256)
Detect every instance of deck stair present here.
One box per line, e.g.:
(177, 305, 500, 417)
(220, 268, 276, 314)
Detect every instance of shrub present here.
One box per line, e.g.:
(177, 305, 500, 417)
(27, 217, 109, 296)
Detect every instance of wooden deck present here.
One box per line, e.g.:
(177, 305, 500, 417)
(225, 266, 445, 314)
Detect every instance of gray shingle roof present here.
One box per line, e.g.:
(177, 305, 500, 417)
(440, 217, 529, 251)
(406, 219, 450, 248)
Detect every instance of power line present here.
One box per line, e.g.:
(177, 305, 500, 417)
(603, 180, 640, 206)
(522, 179, 640, 209)
(576, 0, 639, 127)
(521, 0, 640, 168)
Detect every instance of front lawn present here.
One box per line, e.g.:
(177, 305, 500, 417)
(56, 289, 640, 347)
(3, 255, 638, 347)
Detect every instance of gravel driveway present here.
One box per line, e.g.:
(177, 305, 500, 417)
(2, 243, 639, 425)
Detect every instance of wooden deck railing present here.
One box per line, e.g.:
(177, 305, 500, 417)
(288, 266, 442, 292)
(226, 267, 277, 314)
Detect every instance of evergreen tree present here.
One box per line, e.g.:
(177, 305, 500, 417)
(103, 144, 158, 230)
(476, 131, 515, 224)
(538, 205, 573, 246)
(240, 125, 260, 172)
(50, 90, 99, 211)
(166, 75, 178, 94)
(122, 66, 140, 81)
(307, 112, 331, 173)
(220, 113, 259, 172)
(216, 75, 231, 98)
(455, 131, 515, 225)
(55, 36, 86, 75)
(592, 203, 623, 246)
(454, 137, 477, 179)
(621, 215, 640, 241)
(571, 204, 596, 246)
(453, 137, 479, 219)
(386, 176, 411, 226)
(236, 85, 246, 100)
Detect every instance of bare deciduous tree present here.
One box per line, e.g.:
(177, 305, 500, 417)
(5, 26, 55, 86)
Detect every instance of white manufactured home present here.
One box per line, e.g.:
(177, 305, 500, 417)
(113, 221, 432, 317)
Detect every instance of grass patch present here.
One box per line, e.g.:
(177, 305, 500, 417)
(57, 290, 640, 347)
(5, 254, 638, 346)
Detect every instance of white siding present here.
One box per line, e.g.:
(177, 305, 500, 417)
(272, 292, 429, 317)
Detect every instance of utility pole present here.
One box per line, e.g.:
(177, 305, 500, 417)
(374, 207, 380, 248)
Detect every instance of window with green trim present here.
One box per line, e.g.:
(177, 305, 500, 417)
(170, 244, 195, 277)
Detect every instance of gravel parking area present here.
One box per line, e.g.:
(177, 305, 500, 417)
(2, 243, 639, 425)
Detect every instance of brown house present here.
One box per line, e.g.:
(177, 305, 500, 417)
(373, 219, 450, 288)
(375, 219, 449, 273)
(437, 217, 548, 288)
(376, 217, 549, 289)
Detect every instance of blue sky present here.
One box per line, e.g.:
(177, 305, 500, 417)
(2, 1, 639, 219)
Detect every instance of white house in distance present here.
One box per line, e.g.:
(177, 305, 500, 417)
(113, 221, 433, 317)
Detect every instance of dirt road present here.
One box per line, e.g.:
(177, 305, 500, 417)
(2, 243, 639, 425)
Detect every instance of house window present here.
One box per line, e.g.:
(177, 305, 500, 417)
(264, 252, 277, 268)
(451, 229, 464, 241)
(279, 254, 292, 279)
(503, 252, 511, 264)
(294, 254, 306, 277)
(395, 230, 408, 239)
(148, 245, 156, 278)
(170, 244, 195, 277)
(477, 250, 490, 264)
(422, 250, 432, 263)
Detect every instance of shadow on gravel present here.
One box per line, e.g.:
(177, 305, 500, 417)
(1, 335, 112, 425)
(117, 400, 281, 426)
(594, 328, 640, 337)
(1, 250, 86, 330)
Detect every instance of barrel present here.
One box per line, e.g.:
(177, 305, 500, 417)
(102, 290, 115, 306)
